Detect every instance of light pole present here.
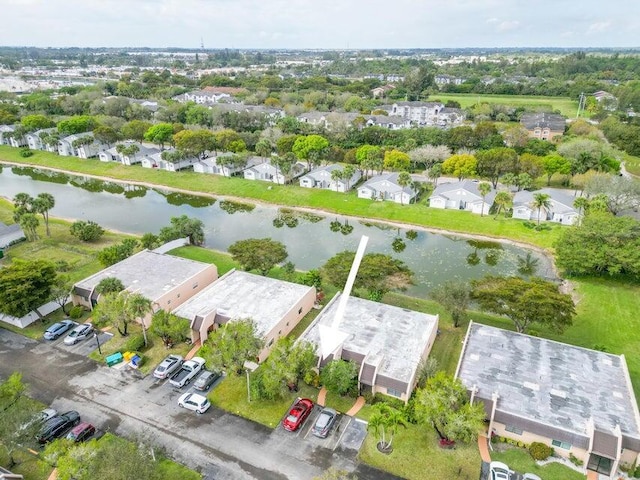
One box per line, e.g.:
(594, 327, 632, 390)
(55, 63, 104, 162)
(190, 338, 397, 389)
(243, 360, 259, 403)
(94, 332, 102, 355)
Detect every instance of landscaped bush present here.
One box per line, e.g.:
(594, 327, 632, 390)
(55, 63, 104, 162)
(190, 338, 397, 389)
(68, 305, 84, 319)
(122, 333, 145, 353)
(19, 148, 33, 157)
(569, 453, 583, 466)
(529, 441, 554, 460)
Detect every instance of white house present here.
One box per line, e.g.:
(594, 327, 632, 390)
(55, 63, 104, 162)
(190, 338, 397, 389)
(429, 180, 496, 215)
(299, 164, 361, 192)
(365, 116, 409, 130)
(26, 128, 56, 151)
(141, 150, 198, 172)
(512, 188, 579, 225)
(58, 132, 103, 158)
(0, 125, 15, 145)
(357, 173, 417, 204)
(194, 153, 262, 177)
(8, 133, 27, 148)
(387, 102, 465, 128)
(100, 142, 160, 166)
(244, 159, 306, 185)
(98, 146, 119, 163)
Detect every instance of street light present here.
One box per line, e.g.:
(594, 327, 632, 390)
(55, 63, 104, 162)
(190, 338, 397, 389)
(243, 360, 259, 403)
(94, 332, 102, 355)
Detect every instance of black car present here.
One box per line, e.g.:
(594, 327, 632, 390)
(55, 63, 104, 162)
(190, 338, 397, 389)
(37, 411, 81, 444)
(193, 370, 222, 391)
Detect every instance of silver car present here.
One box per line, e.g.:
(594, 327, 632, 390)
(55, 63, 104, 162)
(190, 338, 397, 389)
(63, 323, 94, 345)
(43, 320, 76, 340)
(153, 354, 183, 379)
(312, 407, 337, 438)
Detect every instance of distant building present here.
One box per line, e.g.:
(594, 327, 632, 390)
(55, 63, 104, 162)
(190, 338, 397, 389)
(512, 188, 579, 225)
(520, 113, 566, 141)
(357, 173, 417, 204)
(429, 180, 496, 216)
(299, 164, 361, 192)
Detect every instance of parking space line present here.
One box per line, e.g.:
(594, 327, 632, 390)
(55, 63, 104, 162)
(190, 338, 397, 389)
(332, 415, 353, 451)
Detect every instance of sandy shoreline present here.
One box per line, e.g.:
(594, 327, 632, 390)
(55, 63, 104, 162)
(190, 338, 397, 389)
(0, 160, 559, 276)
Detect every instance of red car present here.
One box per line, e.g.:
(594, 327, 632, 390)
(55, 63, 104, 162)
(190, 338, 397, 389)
(282, 398, 314, 432)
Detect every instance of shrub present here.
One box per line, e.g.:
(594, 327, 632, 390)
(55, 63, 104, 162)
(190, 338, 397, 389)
(19, 148, 33, 157)
(529, 442, 554, 460)
(70, 220, 105, 242)
(68, 305, 84, 319)
(122, 333, 145, 353)
(569, 453, 584, 467)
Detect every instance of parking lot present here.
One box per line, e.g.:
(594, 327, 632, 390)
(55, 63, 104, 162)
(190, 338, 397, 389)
(43, 322, 114, 357)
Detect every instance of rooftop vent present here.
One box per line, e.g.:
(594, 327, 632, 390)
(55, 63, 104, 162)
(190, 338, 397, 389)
(470, 354, 480, 361)
(550, 389, 567, 399)
(523, 381, 540, 391)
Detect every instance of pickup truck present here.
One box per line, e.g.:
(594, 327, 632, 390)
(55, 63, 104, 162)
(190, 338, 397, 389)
(169, 357, 205, 388)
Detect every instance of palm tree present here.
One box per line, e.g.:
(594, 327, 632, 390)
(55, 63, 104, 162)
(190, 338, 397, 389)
(493, 191, 512, 219)
(342, 164, 357, 190)
(573, 196, 589, 226)
(330, 168, 342, 192)
(368, 403, 408, 452)
(127, 293, 153, 347)
(19, 213, 39, 241)
(397, 171, 413, 205)
(477, 182, 491, 217)
(32, 193, 55, 237)
(531, 193, 552, 226)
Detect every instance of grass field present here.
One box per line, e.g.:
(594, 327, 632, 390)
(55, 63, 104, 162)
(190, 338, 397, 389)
(0, 146, 563, 250)
(359, 423, 481, 480)
(491, 446, 585, 480)
(624, 152, 640, 177)
(431, 93, 580, 117)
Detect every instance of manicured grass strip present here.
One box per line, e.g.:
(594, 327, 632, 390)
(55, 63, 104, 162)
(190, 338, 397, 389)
(491, 446, 585, 480)
(430, 93, 579, 117)
(208, 373, 319, 428)
(0, 147, 562, 249)
(359, 423, 481, 480)
(167, 246, 239, 275)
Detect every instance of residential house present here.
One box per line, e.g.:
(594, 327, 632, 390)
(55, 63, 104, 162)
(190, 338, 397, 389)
(99, 142, 160, 166)
(301, 293, 439, 402)
(512, 188, 579, 225)
(365, 116, 409, 130)
(429, 180, 496, 215)
(173, 269, 316, 362)
(387, 102, 465, 128)
(0, 221, 26, 248)
(173, 87, 242, 105)
(456, 322, 640, 478)
(71, 250, 218, 327)
(26, 128, 56, 151)
(371, 84, 395, 98)
(520, 112, 566, 141)
(297, 111, 330, 128)
(299, 164, 361, 192)
(435, 74, 466, 86)
(244, 159, 306, 184)
(8, 131, 27, 148)
(593, 91, 618, 111)
(58, 132, 103, 158)
(194, 153, 261, 177)
(357, 172, 417, 204)
(141, 149, 199, 171)
(0, 125, 15, 145)
(98, 146, 119, 163)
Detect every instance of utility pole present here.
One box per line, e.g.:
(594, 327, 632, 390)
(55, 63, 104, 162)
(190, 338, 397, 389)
(577, 92, 586, 118)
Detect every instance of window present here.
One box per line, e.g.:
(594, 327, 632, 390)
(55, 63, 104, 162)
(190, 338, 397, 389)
(505, 425, 523, 435)
(167, 300, 171, 305)
(267, 338, 274, 347)
(177, 293, 181, 298)
(387, 388, 402, 398)
(552, 440, 571, 450)
(192, 283, 198, 289)
(298, 307, 303, 314)
(278, 330, 281, 335)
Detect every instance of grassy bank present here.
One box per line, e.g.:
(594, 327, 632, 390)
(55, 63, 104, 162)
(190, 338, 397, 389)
(430, 93, 579, 117)
(491, 446, 584, 480)
(0, 146, 562, 249)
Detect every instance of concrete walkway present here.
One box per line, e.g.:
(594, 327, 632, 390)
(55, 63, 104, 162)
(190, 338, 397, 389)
(346, 396, 366, 416)
(317, 387, 327, 407)
(477, 433, 492, 463)
(184, 340, 201, 360)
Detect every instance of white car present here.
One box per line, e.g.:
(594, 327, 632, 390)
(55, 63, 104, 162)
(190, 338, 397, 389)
(490, 461, 511, 480)
(178, 392, 211, 414)
(63, 323, 94, 345)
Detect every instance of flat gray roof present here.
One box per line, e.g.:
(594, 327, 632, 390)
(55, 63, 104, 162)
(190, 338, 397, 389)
(457, 323, 640, 438)
(172, 270, 314, 336)
(301, 293, 439, 383)
(74, 250, 211, 301)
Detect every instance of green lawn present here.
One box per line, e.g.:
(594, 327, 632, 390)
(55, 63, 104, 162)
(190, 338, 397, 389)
(208, 373, 320, 428)
(491, 446, 585, 480)
(0, 147, 563, 250)
(623, 152, 640, 177)
(168, 246, 239, 275)
(431, 93, 579, 117)
(359, 423, 481, 480)
(0, 448, 52, 480)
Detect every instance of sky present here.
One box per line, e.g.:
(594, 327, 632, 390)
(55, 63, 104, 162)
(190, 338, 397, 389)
(1, 0, 639, 49)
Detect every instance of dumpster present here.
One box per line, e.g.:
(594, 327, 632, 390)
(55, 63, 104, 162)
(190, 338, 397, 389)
(106, 352, 123, 367)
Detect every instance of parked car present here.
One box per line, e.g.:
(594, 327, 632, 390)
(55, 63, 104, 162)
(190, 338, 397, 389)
(63, 323, 94, 345)
(312, 407, 337, 438)
(37, 411, 81, 444)
(523, 474, 541, 480)
(489, 461, 511, 480)
(193, 370, 222, 391)
(66, 422, 96, 442)
(178, 392, 211, 414)
(282, 398, 314, 432)
(20, 408, 58, 432)
(153, 354, 183, 379)
(43, 320, 76, 340)
(169, 357, 205, 388)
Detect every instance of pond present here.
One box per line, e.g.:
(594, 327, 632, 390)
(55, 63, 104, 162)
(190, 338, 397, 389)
(0, 165, 555, 296)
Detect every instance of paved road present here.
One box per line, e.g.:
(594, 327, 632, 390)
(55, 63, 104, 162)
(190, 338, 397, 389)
(0, 329, 401, 480)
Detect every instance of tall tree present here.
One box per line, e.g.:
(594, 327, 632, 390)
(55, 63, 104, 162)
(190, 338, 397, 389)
(396, 171, 413, 205)
(292, 134, 329, 170)
(31, 192, 55, 237)
(149, 310, 191, 347)
(441, 154, 477, 181)
(368, 403, 408, 451)
(228, 238, 288, 275)
(531, 193, 552, 226)
(471, 276, 576, 333)
(383, 149, 411, 172)
(475, 147, 518, 188)
(429, 280, 471, 328)
(414, 372, 485, 444)
(158, 215, 205, 246)
(0, 259, 56, 319)
(199, 318, 264, 374)
(477, 182, 492, 217)
(143, 123, 174, 150)
(19, 212, 39, 241)
(320, 359, 359, 396)
(542, 154, 571, 185)
(50, 274, 73, 315)
(493, 191, 513, 219)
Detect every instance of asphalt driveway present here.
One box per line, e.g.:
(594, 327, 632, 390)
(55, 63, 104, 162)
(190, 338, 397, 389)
(0, 328, 400, 480)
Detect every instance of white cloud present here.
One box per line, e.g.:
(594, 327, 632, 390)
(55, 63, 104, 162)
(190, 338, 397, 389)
(497, 20, 520, 32)
(587, 21, 612, 34)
